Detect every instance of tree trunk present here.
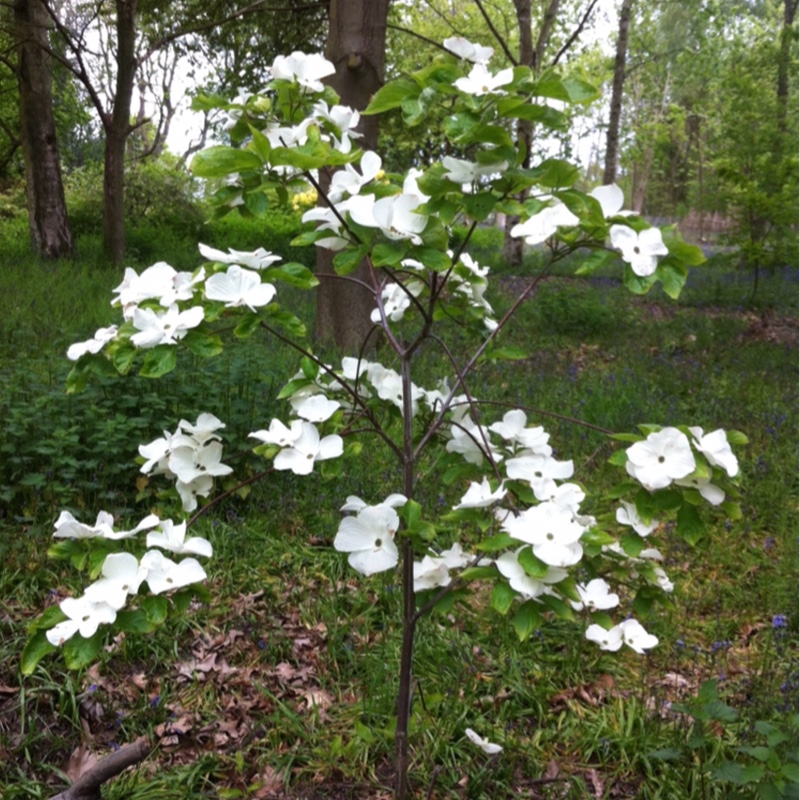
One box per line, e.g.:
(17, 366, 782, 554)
(102, 0, 138, 265)
(314, 0, 389, 351)
(603, 0, 634, 185)
(502, 0, 534, 269)
(14, 0, 73, 258)
(776, 0, 798, 132)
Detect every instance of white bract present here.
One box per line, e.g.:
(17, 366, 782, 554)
(140, 550, 208, 594)
(46, 596, 118, 646)
(271, 51, 335, 93)
(146, 519, 213, 558)
(205, 265, 276, 312)
(198, 243, 281, 270)
(585, 619, 658, 653)
(616, 501, 658, 537)
(67, 325, 119, 361)
(53, 510, 115, 539)
(272, 421, 343, 475)
(626, 428, 696, 491)
(510, 202, 579, 245)
(334, 501, 401, 576)
(570, 579, 620, 611)
(454, 64, 513, 96)
(130, 304, 204, 348)
(443, 36, 494, 64)
(689, 427, 739, 477)
(84, 552, 145, 610)
(465, 728, 502, 754)
(609, 225, 669, 277)
(589, 184, 632, 218)
(453, 478, 506, 509)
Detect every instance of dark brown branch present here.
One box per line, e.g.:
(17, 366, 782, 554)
(48, 738, 153, 800)
(472, 0, 518, 66)
(550, 0, 598, 69)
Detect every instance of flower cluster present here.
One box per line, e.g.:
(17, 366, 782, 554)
(46, 513, 211, 646)
(139, 412, 232, 511)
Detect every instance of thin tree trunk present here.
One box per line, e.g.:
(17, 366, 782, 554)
(602, 0, 634, 185)
(102, 0, 137, 265)
(777, 0, 797, 132)
(314, 0, 389, 351)
(15, 0, 73, 258)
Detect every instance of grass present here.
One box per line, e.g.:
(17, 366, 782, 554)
(0, 229, 797, 798)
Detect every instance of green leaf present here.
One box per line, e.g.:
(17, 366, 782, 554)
(183, 331, 224, 358)
(110, 344, 138, 375)
(234, 313, 262, 339)
(677, 502, 705, 545)
(620, 531, 645, 557)
(171, 590, 192, 613)
(648, 748, 682, 761)
(248, 125, 272, 161)
(463, 192, 498, 221)
(608, 449, 629, 467)
(623, 269, 659, 295)
(491, 582, 516, 615)
(141, 596, 169, 626)
(191, 146, 263, 178)
(539, 594, 575, 620)
(28, 604, 68, 633)
(576, 248, 617, 276)
(488, 346, 529, 361)
(21, 630, 57, 675)
(518, 547, 549, 578)
(272, 262, 319, 289)
(364, 79, 420, 114)
(140, 346, 177, 379)
(63, 630, 105, 670)
(727, 430, 749, 446)
(264, 307, 306, 338)
(47, 539, 84, 562)
(511, 600, 543, 641)
(333, 243, 370, 275)
(657, 259, 689, 299)
(372, 240, 407, 267)
(115, 610, 158, 634)
(477, 532, 514, 552)
(524, 159, 579, 189)
(411, 246, 451, 272)
(460, 565, 497, 581)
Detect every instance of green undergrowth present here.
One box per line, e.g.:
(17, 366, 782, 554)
(0, 243, 797, 798)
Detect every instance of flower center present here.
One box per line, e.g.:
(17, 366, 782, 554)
(374, 538, 383, 548)
(658, 456, 665, 463)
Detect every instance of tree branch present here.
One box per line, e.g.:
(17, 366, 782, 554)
(550, 0, 598, 69)
(472, 0, 518, 66)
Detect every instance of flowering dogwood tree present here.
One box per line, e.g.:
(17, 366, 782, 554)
(23, 43, 745, 800)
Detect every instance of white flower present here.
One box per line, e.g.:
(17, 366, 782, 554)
(453, 478, 506, 509)
(103, 513, 161, 541)
(489, 410, 552, 454)
(689, 427, 739, 477)
(334, 503, 400, 576)
(454, 64, 513, 96)
(366, 363, 424, 416)
(328, 151, 382, 203)
(653, 567, 674, 593)
(501, 502, 584, 567)
(413, 555, 451, 592)
(465, 728, 502, 754)
(609, 225, 669, 277)
(312, 101, 362, 153)
(198, 243, 281, 270)
(443, 36, 494, 64)
(140, 550, 207, 594)
(112, 262, 177, 309)
(249, 418, 305, 448)
(271, 51, 335, 93)
(589, 184, 631, 218)
(504, 453, 574, 500)
(175, 475, 214, 512)
(340, 493, 406, 513)
(442, 156, 507, 188)
(205, 265, 276, 312)
(178, 412, 226, 446)
(371, 280, 424, 323)
(291, 394, 341, 423)
(130, 304, 204, 348)
(510, 203, 579, 245)
(84, 552, 145, 610)
(616, 501, 658, 537)
(146, 519, 213, 558)
(446, 420, 499, 465)
(351, 193, 429, 246)
(495, 548, 566, 598)
(625, 428, 695, 491)
(675, 475, 725, 505)
(586, 619, 658, 653)
(169, 441, 232, 484)
(67, 325, 118, 361)
(53, 510, 115, 539)
(273, 421, 343, 475)
(46, 596, 117, 645)
(570, 579, 619, 611)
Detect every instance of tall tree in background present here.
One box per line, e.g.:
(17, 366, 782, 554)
(602, 0, 633, 187)
(13, 0, 73, 257)
(314, 0, 389, 351)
